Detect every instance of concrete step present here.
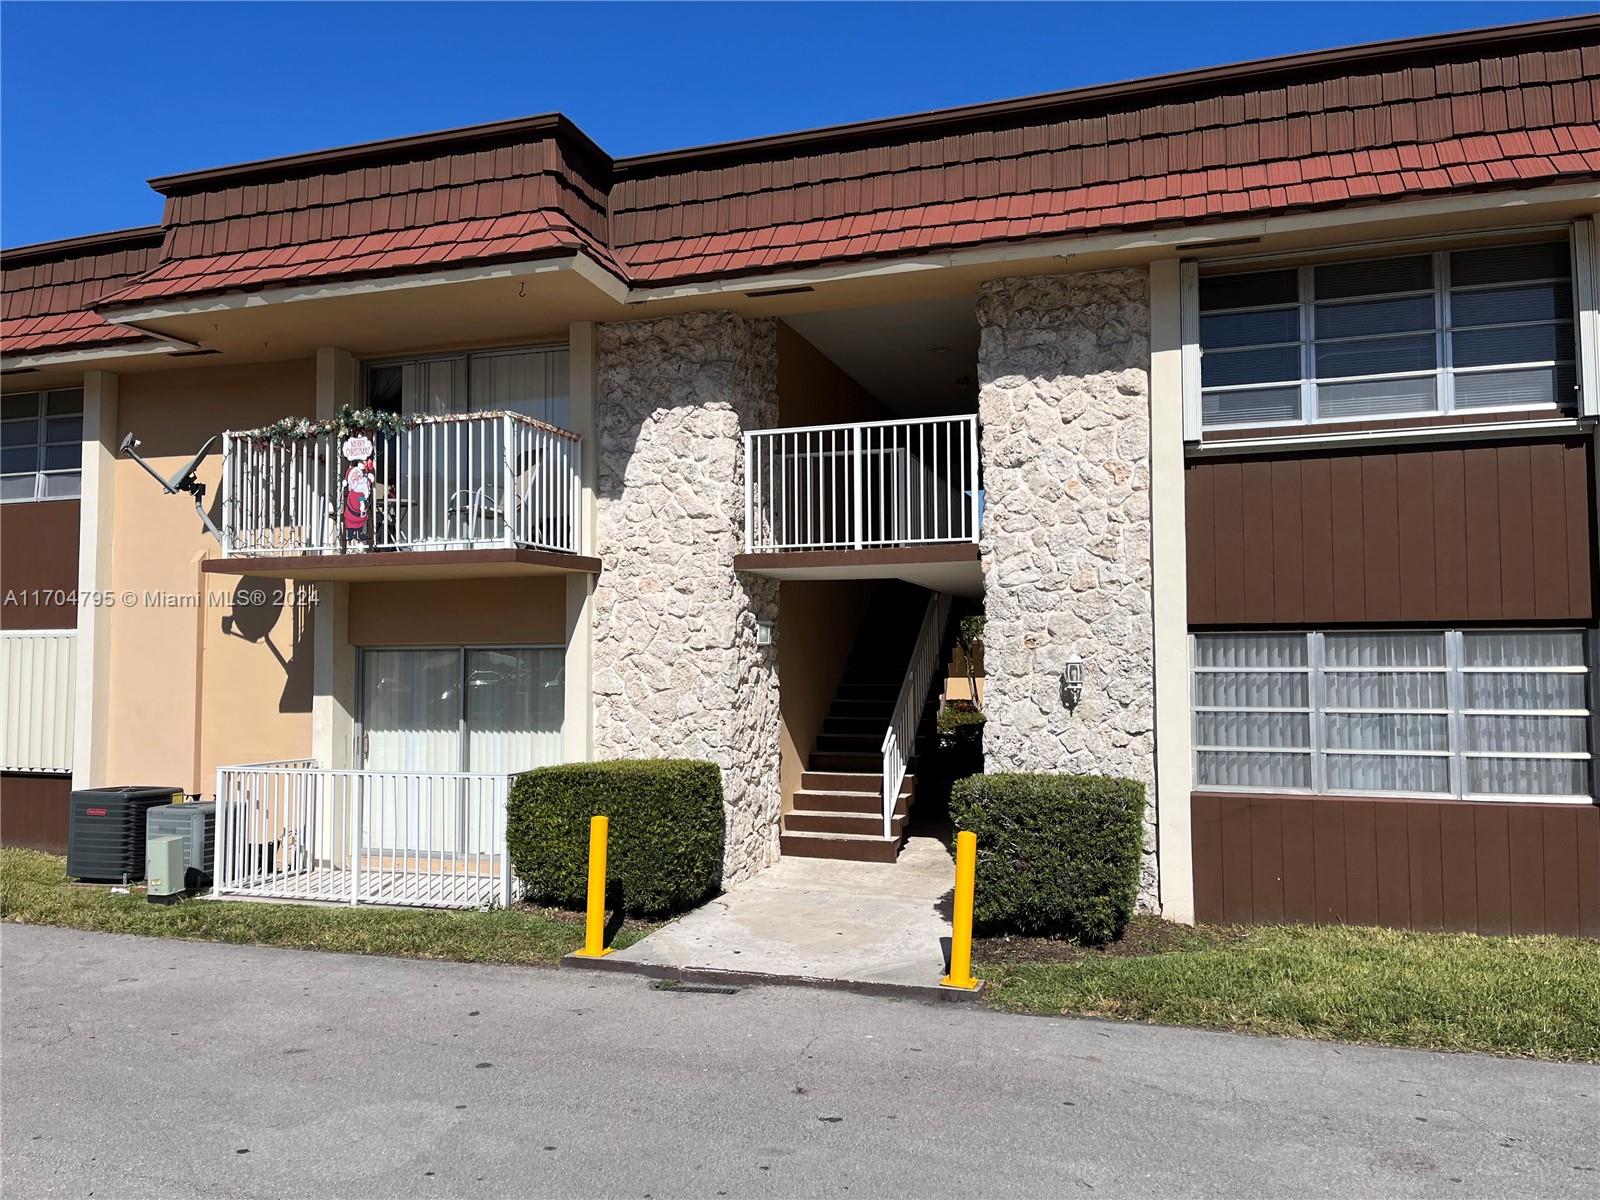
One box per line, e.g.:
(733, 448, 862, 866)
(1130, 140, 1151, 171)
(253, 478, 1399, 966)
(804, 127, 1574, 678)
(822, 715, 889, 736)
(800, 770, 887, 794)
(814, 732, 883, 753)
(808, 751, 882, 772)
(779, 830, 903, 863)
(784, 809, 907, 836)
(791, 788, 910, 815)
(829, 699, 894, 718)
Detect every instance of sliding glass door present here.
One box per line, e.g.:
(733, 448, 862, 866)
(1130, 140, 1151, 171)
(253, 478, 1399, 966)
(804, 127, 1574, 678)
(358, 646, 565, 853)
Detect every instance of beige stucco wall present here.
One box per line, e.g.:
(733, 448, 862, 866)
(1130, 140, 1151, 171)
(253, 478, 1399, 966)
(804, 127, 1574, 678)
(348, 578, 567, 647)
(105, 360, 316, 793)
(777, 579, 880, 813)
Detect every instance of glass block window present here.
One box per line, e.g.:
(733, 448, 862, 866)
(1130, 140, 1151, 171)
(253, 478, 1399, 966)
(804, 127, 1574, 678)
(1194, 629, 1594, 801)
(1198, 239, 1577, 429)
(1, 390, 83, 502)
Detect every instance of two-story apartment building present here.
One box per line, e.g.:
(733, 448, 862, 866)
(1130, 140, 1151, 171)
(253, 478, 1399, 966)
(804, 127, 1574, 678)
(4, 16, 1597, 931)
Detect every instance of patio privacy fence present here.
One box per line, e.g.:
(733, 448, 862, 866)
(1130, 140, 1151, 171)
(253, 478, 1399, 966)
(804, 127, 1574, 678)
(214, 762, 513, 909)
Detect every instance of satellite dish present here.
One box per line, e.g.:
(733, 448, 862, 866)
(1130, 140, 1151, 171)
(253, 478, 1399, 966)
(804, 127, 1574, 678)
(120, 431, 222, 541)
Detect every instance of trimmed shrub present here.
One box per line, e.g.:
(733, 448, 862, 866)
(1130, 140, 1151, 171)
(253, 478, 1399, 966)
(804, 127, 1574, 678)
(949, 772, 1144, 945)
(506, 759, 724, 917)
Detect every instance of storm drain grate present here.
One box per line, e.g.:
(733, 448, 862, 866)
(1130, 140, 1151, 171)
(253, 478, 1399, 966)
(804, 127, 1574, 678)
(652, 979, 741, 995)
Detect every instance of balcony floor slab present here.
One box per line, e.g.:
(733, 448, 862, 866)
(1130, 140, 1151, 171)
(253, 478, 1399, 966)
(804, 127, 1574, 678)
(202, 546, 601, 582)
(732, 543, 981, 597)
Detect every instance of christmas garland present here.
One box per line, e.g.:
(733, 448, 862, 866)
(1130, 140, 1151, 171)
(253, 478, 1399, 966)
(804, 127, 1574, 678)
(242, 405, 417, 445)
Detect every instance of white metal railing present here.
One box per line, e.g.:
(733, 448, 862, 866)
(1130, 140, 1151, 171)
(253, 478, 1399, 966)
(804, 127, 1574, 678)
(744, 415, 979, 552)
(220, 411, 581, 557)
(214, 763, 512, 909)
(881, 590, 953, 838)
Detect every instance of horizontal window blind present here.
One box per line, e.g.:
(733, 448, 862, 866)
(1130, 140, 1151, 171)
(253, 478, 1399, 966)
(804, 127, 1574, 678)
(1193, 629, 1595, 802)
(1197, 239, 1578, 430)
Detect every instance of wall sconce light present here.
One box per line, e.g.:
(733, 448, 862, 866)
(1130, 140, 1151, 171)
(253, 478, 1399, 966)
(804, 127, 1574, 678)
(756, 617, 777, 647)
(1062, 652, 1084, 710)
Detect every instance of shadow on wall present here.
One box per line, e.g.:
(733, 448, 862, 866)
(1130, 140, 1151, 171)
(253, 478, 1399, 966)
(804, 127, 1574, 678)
(218, 576, 313, 714)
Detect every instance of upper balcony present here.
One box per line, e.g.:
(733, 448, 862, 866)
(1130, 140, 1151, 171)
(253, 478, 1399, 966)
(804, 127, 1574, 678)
(736, 414, 982, 596)
(206, 410, 596, 582)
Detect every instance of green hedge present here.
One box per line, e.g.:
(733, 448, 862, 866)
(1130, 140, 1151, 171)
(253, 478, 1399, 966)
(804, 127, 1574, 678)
(506, 759, 724, 917)
(949, 772, 1144, 945)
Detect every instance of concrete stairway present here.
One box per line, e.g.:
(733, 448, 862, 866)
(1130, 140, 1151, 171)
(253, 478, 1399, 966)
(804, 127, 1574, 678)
(780, 593, 941, 863)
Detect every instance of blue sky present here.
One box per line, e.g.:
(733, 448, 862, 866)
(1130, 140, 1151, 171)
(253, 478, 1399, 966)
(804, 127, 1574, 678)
(2, 1, 1594, 247)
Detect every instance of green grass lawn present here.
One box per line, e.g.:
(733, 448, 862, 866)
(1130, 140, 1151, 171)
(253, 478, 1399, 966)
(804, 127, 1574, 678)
(0, 848, 654, 966)
(978, 918, 1600, 1062)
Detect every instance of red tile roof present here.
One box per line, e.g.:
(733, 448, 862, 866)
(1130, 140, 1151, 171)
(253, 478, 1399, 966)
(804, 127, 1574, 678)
(609, 38, 1600, 282)
(2, 228, 163, 355)
(4, 16, 1597, 353)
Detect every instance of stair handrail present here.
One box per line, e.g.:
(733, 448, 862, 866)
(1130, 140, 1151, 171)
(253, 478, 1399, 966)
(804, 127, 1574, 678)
(880, 590, 953, 839)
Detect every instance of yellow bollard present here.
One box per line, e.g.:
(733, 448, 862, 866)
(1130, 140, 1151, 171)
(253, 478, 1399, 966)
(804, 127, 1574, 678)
(941, 830, 981, 990)
(572, 814, 613, 958)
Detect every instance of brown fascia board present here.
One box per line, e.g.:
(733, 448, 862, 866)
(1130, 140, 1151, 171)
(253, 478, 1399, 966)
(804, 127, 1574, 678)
(146, 112, 613, 195)
(613, 13, 1600, 174)
(1, 225, 164, 265)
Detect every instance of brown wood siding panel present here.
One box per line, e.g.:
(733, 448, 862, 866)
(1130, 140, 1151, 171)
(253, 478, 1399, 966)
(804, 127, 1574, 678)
(1191, 792, 1224, 923)
(1495, 444, 1537, 619)
(0, 773, 71, 855)
(1578, 806, 1600, 938)
(1463, 447, 1504, 620)
(1219, 795, 1255, 923)
(1186, 438, 1594, 625)
(1395, 450, 1437, 620)
(1506, 804, 1547, 934)
(1360, 455, 1401, 619)
(1541, 806, 1582, 937)
(1527, 441, 1570, 620)
(1190, 794, 1599, 937)
(1300, 457, 1336, 624)
(1438, 803, 1480, 932)
(0, 501, 80, 630)
(1329, 456, 1367, 622)
(1342, 800, 1381, 925)
(1210, 462, 1247, 624)
(1374, 801, 1413, 928)
(1249, 798, 1286, 922)
(1280, 796, 1318, 923)
(1241, 462, 1276, 623)
(1563, 443, 1595, 617)
(1186, 467, 1216, 625)
(1269, 460, 1305, 623)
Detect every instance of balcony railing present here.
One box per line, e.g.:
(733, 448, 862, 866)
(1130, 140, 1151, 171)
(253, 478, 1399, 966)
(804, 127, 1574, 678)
(220, 411, 581, 557)
(744, 415, 979, 553)
(214, 761, 513, 909)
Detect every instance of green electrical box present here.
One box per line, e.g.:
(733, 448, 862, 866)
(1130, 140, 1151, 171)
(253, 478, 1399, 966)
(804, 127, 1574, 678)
(146, 835, 184, 905)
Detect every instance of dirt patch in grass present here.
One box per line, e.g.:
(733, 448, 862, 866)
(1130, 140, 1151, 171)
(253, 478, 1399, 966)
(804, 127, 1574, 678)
(975, 915, 1243, 965)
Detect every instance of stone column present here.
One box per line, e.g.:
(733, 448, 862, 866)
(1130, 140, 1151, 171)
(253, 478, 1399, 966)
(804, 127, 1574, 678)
(592, 312, 780, 886)
(976, 269, 1159, 905)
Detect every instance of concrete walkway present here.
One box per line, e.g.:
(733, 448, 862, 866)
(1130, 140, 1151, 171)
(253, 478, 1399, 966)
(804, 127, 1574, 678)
(594, 834, 957, 993)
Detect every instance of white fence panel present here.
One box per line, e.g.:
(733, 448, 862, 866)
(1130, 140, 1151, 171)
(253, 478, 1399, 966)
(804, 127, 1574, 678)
(214, 764, 512, 909)
(0, 630, 75, 773)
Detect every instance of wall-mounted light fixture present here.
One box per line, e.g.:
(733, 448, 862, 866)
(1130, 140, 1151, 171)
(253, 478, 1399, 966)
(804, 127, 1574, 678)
(1062, 652, 1084, 710)
(756, 617, 777, 647)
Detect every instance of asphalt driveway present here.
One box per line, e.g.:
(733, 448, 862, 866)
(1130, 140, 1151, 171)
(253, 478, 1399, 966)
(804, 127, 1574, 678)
(2, 923, 1595, 1199)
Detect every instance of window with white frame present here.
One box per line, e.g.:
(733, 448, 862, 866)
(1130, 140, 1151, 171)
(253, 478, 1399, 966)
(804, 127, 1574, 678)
(1, 389, 83, 502)
(365, 346, 570, 428)
(1197, 238, 1578, 430)
(1193, 629, 1595, 802)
